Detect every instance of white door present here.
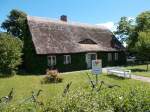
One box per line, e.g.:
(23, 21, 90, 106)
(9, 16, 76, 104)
(86, 53, 97, 68)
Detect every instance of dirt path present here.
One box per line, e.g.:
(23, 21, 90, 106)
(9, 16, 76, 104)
(131, 75, 150, 83)
(102, 67, 150, 83)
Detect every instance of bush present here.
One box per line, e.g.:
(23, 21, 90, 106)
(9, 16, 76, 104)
(2, 86, 149, 112)
(45, 87, 150, 112)
(41, 70, 63, 84)
(0, 33, 23, 75)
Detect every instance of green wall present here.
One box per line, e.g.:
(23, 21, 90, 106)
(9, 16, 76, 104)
(47, 51, 126, 72)
(52, 53, 87, 72)
(97, 52, 126, 67)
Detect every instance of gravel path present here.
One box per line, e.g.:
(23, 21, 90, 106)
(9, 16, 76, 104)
(102, 67, 150, 83)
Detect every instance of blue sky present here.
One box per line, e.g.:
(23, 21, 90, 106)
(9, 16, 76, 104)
(0, 0, 150, 31)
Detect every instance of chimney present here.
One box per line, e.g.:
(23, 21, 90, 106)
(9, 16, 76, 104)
(60, 15, 67, 22)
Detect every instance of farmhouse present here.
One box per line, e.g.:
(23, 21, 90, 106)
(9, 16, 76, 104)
(25, 15, 126, 73)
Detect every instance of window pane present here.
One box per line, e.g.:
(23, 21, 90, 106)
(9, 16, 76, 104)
(108, 53, 112, 61)
(68, 55, 71, 64)
(67, 56, 69, 64)
(64, 55, 66, 64)
(53, 56, 56, 65)
(115, 53, 118, 61)
(47, 56, 52, 66)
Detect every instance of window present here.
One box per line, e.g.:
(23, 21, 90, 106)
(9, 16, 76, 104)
(47, 56, 56, 66)
(64, 55, 71, 64)
(114, 53, 118, 61)
(108, 53, 112, 61)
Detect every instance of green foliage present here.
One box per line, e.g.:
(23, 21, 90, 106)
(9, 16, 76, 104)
(115, 17, 135, 43)
(1, 9, 27, 40)
(46, 87, 150, 112)
(136, 11, 150, 31)
(0, 33, 23, 74)
(115, 11, 150, 49)
(41, 70, 63, 84)
(129, 11, 150, 50)
(1, 87, 150, 112)
(135, 31, 150, 58)
(135, 31, 150, 71)
(115, 11, 150, 66)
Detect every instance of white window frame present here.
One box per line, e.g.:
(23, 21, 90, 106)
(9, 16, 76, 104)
(64, 55, 71, 64)
(108, 53, 112, 62)
(114, 53, 118, 61)
(47, 56, 56, 66)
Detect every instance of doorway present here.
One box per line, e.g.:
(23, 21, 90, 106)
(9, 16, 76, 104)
(86, 53, 97, 69)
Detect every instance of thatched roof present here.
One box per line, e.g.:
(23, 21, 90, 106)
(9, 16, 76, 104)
(27, 16, 125, 54)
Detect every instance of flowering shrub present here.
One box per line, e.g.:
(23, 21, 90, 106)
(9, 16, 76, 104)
(41, 70, 63, 84)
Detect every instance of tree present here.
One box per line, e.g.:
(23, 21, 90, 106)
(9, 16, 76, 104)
(128, 11, 150, 50)
(0, 33, 23, 74)
(1, 9, 30, 73)
(135, 31, 150, 71)
(136, 11, 150, 31)
(1, 9, 27, 40)
(114, 17, 135, 44)
(115, 11, 150, 49)
(115, 11, 150, 70)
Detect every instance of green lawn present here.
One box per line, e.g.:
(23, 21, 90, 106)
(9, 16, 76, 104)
(125, 64, 150, 77)
(0, 71, 150, 104)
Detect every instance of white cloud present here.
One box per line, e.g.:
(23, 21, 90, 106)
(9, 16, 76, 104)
(96, 22, 116, 31)
(96, 17, 135, 32)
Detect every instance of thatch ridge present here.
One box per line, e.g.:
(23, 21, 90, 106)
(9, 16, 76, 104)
(27, 16, 109, 30)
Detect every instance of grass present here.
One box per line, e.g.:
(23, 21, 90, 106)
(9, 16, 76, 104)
(0, 71, 150, 104)
(125, 64, 150, 77)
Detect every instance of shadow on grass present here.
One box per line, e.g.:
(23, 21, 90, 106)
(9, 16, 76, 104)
(16, 69, 44, 76)
(0, 70, 44, 78)
(130, 68, 147, 72)
(0, 74, 14, 78)
(106, 74, 128, 80)
(17, 72, 41, 76)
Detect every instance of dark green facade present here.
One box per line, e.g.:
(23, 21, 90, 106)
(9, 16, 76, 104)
(52, 52, 126, 72)
(97, 52, 126, 67)
(56, 52, 126, 72)
(24, 47, 126, 74)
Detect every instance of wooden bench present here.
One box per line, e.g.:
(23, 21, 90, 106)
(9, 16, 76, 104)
(107, 68, 131, 78)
